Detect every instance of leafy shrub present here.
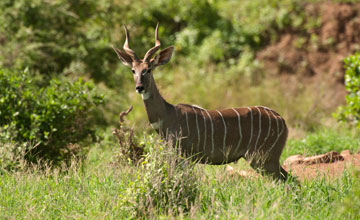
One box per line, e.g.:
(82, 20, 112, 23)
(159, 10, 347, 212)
(0, 0, 311, 76)
(121, 137, 199, 217)
(0, 68, 103, 164)
(0, 0, 341, 133)
(0, 0, 124, 85)
(334, 53, 360, 128)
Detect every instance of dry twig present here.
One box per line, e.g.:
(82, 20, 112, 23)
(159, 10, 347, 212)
(112, 105, 144, 164)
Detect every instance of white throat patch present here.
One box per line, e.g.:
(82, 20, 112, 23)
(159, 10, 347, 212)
(141, 91, 151, 100)
(150, 120, 163, 130)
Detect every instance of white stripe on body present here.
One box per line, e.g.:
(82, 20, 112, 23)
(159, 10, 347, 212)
(232, 108, 243, 156)
(266, 109, 279, 135)
(274, 111, 280, 134)
(258, 107, 272, 149)
(204, 110, 214, 156)
(216, 110, 227, 153)
(254, 107, 262, 150)
(192, 104, 205, 109)
(185, 111, 190, 137)
(265, 109, 284, 152)
(245, 107, 254, 150)
(192, 106, 201, 152)
(270, 115, 285, 151)
(200, 110, 207, 152)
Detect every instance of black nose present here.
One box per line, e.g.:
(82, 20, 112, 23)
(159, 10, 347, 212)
(136, 86, 145, 93)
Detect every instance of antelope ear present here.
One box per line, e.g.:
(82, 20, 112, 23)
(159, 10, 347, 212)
(112, 46, 133, 67)
(152, 46, 174, 67)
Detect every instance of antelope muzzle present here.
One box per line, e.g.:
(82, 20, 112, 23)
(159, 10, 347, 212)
(136, 85, 145, 93)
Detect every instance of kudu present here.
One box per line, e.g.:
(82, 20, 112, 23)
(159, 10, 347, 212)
(113, 24, 289, 181)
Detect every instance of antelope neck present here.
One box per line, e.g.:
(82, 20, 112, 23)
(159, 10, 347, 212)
(142, 75, 173, 125)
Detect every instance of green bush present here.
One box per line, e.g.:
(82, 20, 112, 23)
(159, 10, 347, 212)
(335, 53, 360, 128)
(0, 0, 310, 75)
(0, 0, 343, 133)
(0, 68, 103, 164)
(121, 136, 199, 217)
(0, 0, 125, 86)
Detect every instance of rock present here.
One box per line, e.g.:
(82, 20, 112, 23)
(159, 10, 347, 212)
(302, 151, 344, 165)
(283, 155, 304, 166)
(284, 151, 345, 166)
(226, 165, 235, 175)
(341, 150, 351, 157)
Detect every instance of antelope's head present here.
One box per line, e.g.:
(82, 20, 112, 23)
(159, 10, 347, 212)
(113, 23, 174, 95)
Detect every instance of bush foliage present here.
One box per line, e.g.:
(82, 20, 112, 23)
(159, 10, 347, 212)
(0, 68, 103, 164)
(0, 0, 310, 76)
(335, 53, 360, 128)
(0, 0, 325, 130)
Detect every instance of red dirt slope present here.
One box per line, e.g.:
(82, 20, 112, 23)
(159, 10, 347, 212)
(257, 2, 360, 108)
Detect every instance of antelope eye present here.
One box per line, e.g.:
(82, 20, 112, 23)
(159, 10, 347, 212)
(131, 69, 135, 74)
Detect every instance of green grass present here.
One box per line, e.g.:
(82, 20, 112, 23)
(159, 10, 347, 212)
(0, 145, 135, 219)
(194, 167, 356, 219)
(0, 157, 357, 219)
(283, 127, 360, 161)
(1, 127, 359, 219)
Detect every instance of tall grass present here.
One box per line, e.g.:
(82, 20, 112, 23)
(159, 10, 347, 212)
(1, 132, 359, 219)
(119, 137, 200, 218)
